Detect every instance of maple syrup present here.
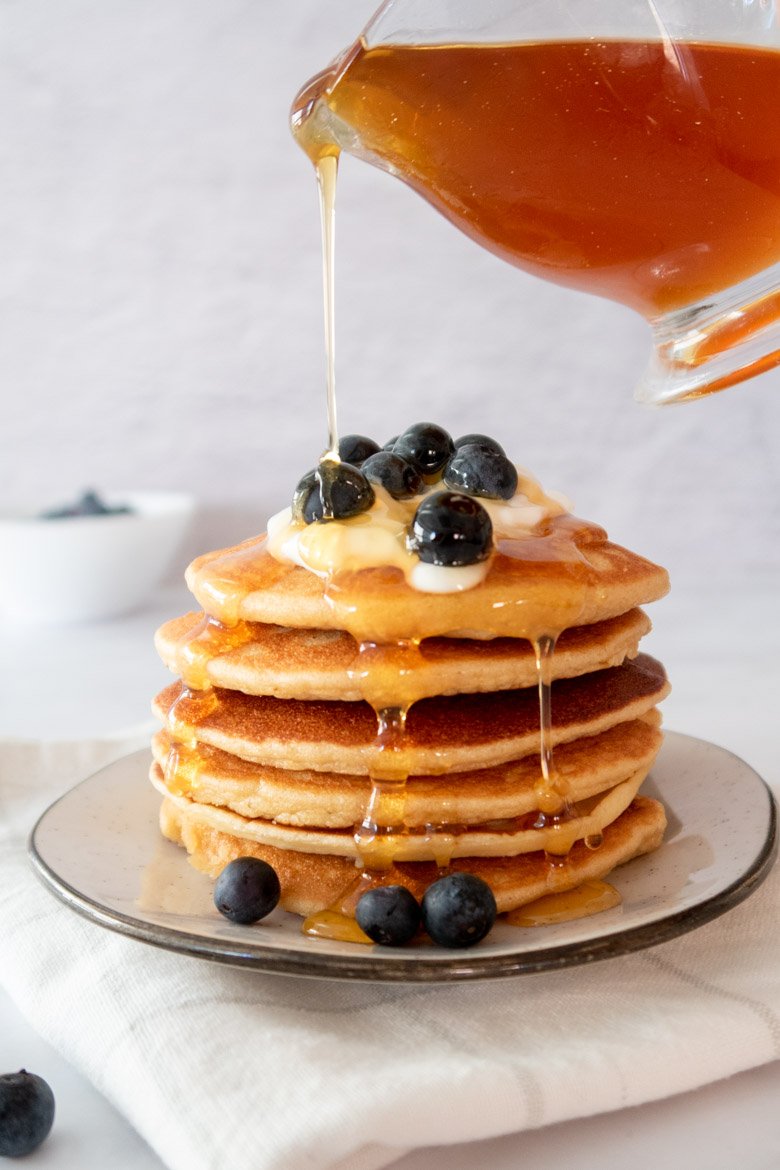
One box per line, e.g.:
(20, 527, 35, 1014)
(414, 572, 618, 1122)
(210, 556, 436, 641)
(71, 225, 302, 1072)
(163, 615, 256, 798)
(302, 868, 378, 945)
(506, 880, 622, 927)
(292, 38, 780, 319)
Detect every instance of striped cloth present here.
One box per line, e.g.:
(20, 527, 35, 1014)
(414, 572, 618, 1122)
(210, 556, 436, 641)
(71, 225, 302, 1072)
(1, 737, 779, 1170)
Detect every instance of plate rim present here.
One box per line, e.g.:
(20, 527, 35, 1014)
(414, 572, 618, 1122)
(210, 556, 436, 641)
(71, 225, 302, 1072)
(28, 732, 778, 983)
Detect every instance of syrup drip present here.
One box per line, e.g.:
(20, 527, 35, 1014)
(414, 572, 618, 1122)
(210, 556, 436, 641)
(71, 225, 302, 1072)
(164, 686, 219, 804)
(505, 880, 622, 927)
(354, 704, 410, 870)
(529, 634, 578, 877)
(302, 870, 378, 944)
(176, 614, 254, 691)
(346, 638, 425, 711)
(166, 686, 219, 747)
(163, 740, 204, 797)
(163, 616, 249, 799)
(303, 637, 424, 941)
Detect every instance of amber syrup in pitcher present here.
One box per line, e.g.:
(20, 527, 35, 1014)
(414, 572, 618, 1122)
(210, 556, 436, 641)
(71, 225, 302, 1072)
(293, 39, 780, 319)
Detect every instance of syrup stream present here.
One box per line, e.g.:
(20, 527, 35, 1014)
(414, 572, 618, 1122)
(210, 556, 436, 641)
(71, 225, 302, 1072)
(317, 154, 340, 462)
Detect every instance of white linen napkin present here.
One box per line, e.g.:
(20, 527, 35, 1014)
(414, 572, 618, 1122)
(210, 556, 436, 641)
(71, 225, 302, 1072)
(1, 736, 779, 1170)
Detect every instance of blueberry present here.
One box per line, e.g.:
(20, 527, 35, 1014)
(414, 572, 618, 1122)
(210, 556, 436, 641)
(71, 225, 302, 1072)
(0, 1070, 55, 1158)
(337, 434, 380, 465)
(292, 462, 375, 523)
(361, 451, 423, 500)
(355, 885, 422, 946)
(382, 435, 399, 451)
(421, 873, 497, 948)
(77, 489, 112, 515)
(408, 491, 493, 567)
(444, 444, 518, 500)
(392, 423, 454, 478)
(40, 489, 132, 520)
(214, 857, 281, 924)
(454, 433, 506, 457)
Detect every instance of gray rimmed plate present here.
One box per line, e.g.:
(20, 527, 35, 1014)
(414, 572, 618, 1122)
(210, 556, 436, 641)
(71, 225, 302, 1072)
(29, 732, 776, 982)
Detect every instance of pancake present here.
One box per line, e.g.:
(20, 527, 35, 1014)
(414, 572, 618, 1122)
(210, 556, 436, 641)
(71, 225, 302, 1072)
(159, 793, 667, 916)
(155, 608, 652, 702)
(152, 758, 649, 859)
(151, 713, 662, 827)
(152, 456, 671, 935)
(153, 653, 669, 775)
(186, 515, 670, 642)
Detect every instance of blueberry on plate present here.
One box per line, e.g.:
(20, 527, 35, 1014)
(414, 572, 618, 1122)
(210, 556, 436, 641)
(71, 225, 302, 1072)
(392, 423, 454, 477)
(453, 433, 506, 457)
(214, 857, 281, 924)
(382, 434, 399, 452)
(408, 491, 493, 566)
(421, 873, 497, 948)
(444, 444, 518, 500)
(293, 462, 375, 523)
(355, 885, 422, 946)
(337, 434, 380, 465)
(0, 1070, 55, 1158)
(361, 451, 423, 500)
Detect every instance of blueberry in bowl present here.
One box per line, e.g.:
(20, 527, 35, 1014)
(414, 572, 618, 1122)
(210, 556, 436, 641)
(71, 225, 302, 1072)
(0, 490, 194, 623)
(39, 488, 133, 520)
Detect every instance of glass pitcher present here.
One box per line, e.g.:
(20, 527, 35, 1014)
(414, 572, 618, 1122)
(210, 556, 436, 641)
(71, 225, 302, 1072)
(292, 0, 780, 405)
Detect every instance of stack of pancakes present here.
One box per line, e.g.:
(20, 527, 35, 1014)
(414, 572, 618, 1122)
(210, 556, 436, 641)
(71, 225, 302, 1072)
(151, 517, 670, 920)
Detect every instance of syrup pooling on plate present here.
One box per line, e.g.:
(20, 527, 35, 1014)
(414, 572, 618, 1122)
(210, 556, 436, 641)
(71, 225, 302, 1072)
(506, 880, 622, 927)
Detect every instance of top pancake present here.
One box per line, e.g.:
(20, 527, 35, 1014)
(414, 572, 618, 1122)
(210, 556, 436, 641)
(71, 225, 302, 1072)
(155, 608, 651, 702)
(186, 514, 669, 642)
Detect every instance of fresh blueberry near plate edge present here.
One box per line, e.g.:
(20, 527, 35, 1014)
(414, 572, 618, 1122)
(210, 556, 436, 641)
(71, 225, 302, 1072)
(0, 1070, 55, 1158)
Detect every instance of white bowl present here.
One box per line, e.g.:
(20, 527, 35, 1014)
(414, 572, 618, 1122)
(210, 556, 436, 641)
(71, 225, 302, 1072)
(0, 491, 195, 623)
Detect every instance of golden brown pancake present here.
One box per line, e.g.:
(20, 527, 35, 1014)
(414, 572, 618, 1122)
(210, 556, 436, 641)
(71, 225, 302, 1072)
(151, 713, 662, 827)
(159, 794, 667, 916)
(155, 608, 652, 702)
(153, 492, 670, 928)
(153, 653, 669, 775)
(151, 762, 648, 860)
(185, 516, 670, 641)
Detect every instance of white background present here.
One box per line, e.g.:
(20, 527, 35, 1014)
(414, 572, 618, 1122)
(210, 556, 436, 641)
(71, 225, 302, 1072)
(2, 0, 779, 596)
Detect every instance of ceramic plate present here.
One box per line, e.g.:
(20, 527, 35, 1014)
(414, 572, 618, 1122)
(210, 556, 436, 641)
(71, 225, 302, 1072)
(29, 732, 776, 982)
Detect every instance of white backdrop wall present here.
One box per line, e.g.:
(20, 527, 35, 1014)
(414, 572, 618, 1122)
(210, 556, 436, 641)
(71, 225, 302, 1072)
(2, 0, 779, 592)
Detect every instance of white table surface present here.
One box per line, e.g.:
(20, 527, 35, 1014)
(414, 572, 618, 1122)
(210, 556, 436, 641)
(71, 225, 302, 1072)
(2, 579, 779, 1170)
